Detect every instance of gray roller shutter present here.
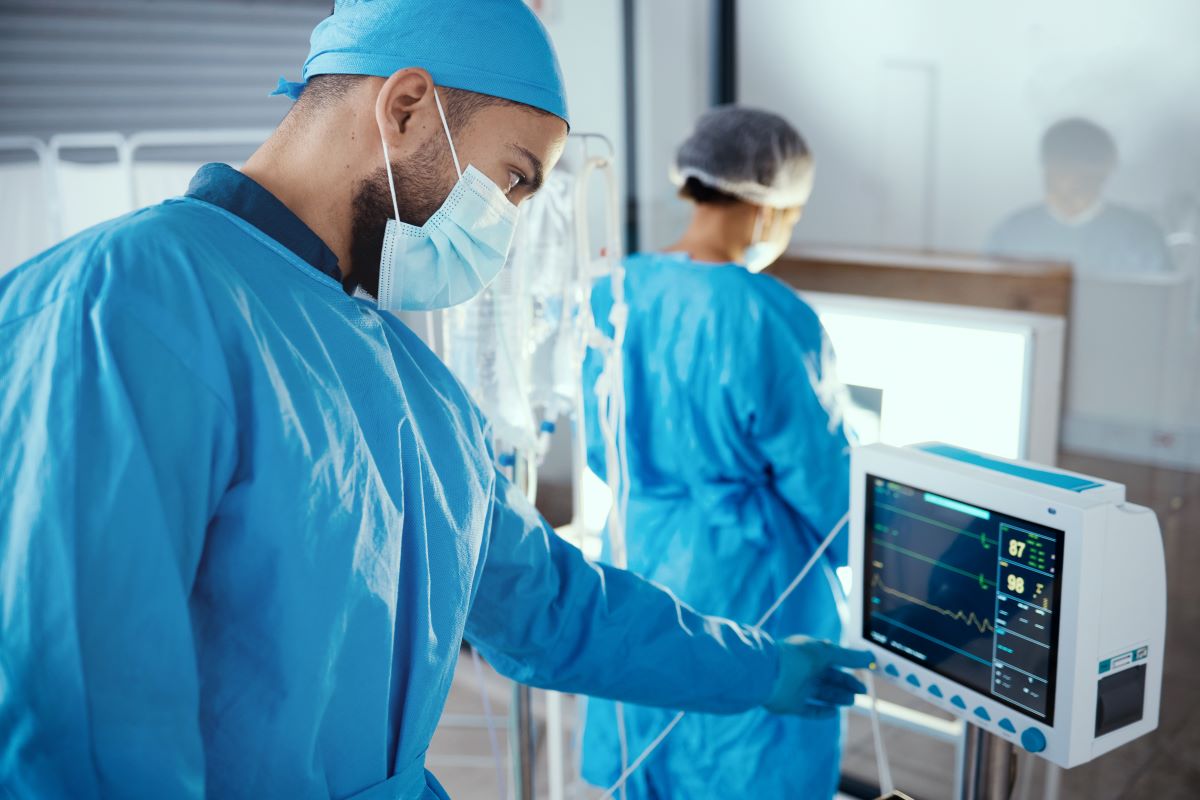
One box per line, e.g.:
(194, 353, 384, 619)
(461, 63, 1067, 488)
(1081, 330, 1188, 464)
(0, 0, 329, 139)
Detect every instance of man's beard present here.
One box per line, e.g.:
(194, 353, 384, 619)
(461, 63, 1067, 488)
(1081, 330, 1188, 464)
(347, 136, 454, 297)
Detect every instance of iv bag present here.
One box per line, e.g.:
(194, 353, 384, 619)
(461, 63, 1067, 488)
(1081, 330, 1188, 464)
(441, 170, 579, 457)
(442, 267, 535, 454)
(517, 171, 579, 421)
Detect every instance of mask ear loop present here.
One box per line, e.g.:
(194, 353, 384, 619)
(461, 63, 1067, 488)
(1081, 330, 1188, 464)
(750, 208, 766, 246)
(378, 136, 403, 306)
(433, 87, 464, 179)
(381, 138, 402, 223)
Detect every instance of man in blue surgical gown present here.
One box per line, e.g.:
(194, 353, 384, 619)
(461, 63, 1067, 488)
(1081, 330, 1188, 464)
(988, 117, 1172, 276)
(581, 107, 854, 798)
(0, 3, 872, 798)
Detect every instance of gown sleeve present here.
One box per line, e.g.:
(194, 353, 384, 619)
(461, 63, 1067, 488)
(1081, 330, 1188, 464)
(0, 267, 237, 797)
(728, 285, 853, 565)
(464, 473, 780, 714)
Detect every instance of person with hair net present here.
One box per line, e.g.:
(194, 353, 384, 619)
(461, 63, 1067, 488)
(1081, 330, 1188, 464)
(580, 106, 854, 798)
(0, 3, 874, 798)
(987, 117, 1172, 276)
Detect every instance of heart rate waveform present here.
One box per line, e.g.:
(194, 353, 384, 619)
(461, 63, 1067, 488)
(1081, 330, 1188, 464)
(871, 573, 995, 634)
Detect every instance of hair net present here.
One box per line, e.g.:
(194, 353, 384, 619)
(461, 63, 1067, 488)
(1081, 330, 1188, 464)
(272, 0, 569, 124)
(670, 105, 812, 208)
(1041, 118, 1117, 171)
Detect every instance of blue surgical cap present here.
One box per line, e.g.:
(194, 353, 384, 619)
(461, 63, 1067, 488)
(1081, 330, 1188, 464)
(272, 0, 569, 125)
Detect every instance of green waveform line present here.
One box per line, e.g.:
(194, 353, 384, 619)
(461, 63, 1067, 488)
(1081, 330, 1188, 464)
(871, 573, 995, 634)
(872, 538, 997, 589)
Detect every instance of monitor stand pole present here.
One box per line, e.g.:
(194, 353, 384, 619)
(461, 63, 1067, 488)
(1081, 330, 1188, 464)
(510, 683, 536, 800)
(962, 724, 1017, 800)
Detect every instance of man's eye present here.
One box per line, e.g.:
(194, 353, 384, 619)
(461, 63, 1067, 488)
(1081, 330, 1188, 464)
(507, 171, 526, 193)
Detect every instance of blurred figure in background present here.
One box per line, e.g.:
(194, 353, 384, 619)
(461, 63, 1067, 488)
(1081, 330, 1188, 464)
(580, 106, 853, 799)
(988, 117, 1173, 276)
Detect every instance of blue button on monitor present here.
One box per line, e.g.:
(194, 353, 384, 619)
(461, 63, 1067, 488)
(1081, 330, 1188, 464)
(951, 695, 967, 709)
(928, 684, 943, 698)
(999, 719, 1016, 734)
(885, 664, 901, 677)
(1021, 727, 1047, 753)
(906, 674, 921, 687)
(973, 706, 991, 722)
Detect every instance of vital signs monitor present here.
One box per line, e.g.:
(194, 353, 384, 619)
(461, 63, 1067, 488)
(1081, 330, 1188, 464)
(847, 443, 1165, 768)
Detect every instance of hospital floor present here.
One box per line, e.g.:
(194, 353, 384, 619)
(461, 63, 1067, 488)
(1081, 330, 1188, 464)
(428, 452, 1199, 799)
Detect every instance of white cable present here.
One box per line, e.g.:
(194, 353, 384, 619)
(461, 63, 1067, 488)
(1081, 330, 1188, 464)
(613, 701, 630, 800)
(753, 512, 848, 630)
(602, 178, 631, 800)
(571, 695, 589, 800)
(866, 668, 895, 795)
(598, 511, 851, 799)
(471, 647, 508, 800)
(828, 538, 893, 796)
(598, 712, 684, 800)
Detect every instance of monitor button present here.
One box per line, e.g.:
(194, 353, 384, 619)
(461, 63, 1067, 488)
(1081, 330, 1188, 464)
(1021, 727, 1047, 753)
(928, 684, 944, 698)
(951, 695, 967, 709)
(906, 674, 921, 687)
(885, 663, 901, 677)
(999, 718, 1017, 734)
(973, 706, 991, 722)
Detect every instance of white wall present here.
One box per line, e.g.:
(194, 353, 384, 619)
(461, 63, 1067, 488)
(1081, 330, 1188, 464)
(737, 0, 1200, 253)
(631, 0, 713, 251)
(538, 0, 625, 156)
(542, 0, 713, 253)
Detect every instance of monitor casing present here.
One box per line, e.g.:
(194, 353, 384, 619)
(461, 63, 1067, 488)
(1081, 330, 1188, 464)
(847, 443, 1165, 768)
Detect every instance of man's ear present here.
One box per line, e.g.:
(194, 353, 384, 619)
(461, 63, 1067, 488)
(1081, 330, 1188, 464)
(375, 67, 437, 156)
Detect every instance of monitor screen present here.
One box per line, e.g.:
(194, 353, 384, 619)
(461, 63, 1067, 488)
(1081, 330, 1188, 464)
(863, 475, 1064, 724)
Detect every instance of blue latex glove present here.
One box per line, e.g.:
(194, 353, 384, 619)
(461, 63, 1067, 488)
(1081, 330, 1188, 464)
(765, 636, 875, 718)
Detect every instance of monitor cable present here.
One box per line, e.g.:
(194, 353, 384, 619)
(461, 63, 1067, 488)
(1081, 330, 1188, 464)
(598, 511, 853, 799)
(865, 667, 895, 796)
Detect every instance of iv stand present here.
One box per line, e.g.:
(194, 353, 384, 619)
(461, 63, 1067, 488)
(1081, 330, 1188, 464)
(508, 133, 621, 800)
(510, 683, 536, 800)
(509, 453, 538, 800)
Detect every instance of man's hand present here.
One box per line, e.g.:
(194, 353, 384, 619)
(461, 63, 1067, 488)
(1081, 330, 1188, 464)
(764, 635, 875, 718)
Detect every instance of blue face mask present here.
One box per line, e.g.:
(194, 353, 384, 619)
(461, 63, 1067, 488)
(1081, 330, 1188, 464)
(376, 88, 519, 312)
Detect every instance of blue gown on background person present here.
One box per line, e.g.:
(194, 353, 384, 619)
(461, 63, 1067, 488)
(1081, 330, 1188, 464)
(987, 204, 1173, 277)
(0, 167, 783, 800)
(581, 252, 853, 799)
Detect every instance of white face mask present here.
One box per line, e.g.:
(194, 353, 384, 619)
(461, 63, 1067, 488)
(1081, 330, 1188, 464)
(743, 209, 787, 273)
(376, 88, 519, 312)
